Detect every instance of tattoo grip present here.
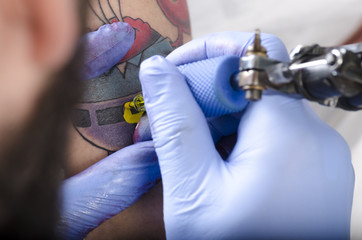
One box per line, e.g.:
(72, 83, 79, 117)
(177, 55, 248, 117)
(134, 56, 247, 143)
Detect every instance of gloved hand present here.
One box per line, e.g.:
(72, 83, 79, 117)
(58, 23, 160, 240)
(81, 21, 134, 80)
(140, 32, 355, 239)
(57, 141, 160, 239)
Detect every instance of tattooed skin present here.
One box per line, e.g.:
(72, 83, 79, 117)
(73, 0, 191, 153)
(156, 0, 191, 47)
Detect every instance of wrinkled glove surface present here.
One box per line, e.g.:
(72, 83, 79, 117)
(58, 141, 160, 239)
(140, 32, 355, 239)
(81, 22, 134, 80)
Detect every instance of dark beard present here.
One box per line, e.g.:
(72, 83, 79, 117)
(0, 49, 82, 239)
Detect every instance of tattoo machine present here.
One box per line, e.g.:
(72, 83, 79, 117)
(126, 30, 362, 124)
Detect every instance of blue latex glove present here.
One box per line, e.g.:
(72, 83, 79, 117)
(81, 21, 134, 80)
(139, 32, 355, 239)
(57, 141, 160, 239)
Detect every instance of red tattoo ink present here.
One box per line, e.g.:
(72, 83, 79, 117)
(157, 0, 191, 47)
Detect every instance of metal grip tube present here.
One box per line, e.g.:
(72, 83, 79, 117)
(177, 55, 248, 117)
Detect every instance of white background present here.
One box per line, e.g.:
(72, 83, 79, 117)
(186, 0, 362, 238)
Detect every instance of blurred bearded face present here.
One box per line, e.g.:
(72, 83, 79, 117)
(0, 0, 83, 238)
(0, 54, 82, 238)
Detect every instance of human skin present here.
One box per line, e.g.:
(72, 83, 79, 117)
(64, 0, 191, 238)
(66, 0, 191, 176)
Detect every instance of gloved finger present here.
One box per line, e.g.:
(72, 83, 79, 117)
(133, 112, 243, 144)
(140, 56, 221, 196)
(167, 32, 290, 65)
(133, 112, 242, 161)
(81, 22, 135, 80)
(133, 114, 152, 143)
(57, 141, 160, 240)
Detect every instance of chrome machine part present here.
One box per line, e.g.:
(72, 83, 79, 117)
(233, 30, 362, 110)
(232, 30, 281, 101)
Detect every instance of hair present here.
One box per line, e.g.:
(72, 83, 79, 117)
(0, 1, 86, 239)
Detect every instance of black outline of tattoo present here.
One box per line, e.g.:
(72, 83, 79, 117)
(88, 0, 106, 24)
(98, 0, 111, 24)
(107, 0, 119, 21)
(118, 0, 122, 19)
(73, 125, 115, 155)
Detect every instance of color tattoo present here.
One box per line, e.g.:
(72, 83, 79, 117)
(72, 0, 191, 153)
(156, 0, 191, 47)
